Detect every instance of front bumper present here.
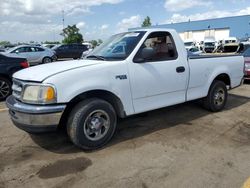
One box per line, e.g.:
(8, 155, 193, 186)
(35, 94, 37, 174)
(6, 95, 66, 133)
(204, 48, 214, 53)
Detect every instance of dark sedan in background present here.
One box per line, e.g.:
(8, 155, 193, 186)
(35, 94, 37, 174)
(0, 54, 29, 100)
(52, 44, 88, 59)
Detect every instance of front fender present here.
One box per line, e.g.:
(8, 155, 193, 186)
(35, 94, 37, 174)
(43, 62, 135, 116)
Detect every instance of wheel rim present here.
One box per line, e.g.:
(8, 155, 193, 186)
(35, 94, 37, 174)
(44, 58, 51, 63)
(83, 110, 110, 141)
(213, 88, 225, 106)
(0, 80, 10, 99)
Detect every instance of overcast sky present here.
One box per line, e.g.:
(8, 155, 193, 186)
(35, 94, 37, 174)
(1, 0, 250, 43)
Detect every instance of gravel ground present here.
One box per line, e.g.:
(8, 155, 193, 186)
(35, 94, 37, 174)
(0, 84, 249, 188)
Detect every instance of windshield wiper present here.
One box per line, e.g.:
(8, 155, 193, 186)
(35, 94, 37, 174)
(86, 55, 106, 61)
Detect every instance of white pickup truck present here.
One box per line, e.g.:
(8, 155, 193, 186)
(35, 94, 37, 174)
(6, 29, 244, 150)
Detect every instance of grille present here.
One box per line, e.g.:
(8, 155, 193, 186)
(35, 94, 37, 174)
(12, 79, 24, 99)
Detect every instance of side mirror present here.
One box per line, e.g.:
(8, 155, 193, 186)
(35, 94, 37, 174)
(134, 47, 155, 63)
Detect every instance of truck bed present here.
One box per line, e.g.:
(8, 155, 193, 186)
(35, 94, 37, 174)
(187, 54, 244, 102)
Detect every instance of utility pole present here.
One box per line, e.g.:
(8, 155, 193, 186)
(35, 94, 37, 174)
(62, 10, 65, 29)
(62, 10, 65, 39)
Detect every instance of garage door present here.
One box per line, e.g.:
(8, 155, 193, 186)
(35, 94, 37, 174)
(214, 29, 230, 41)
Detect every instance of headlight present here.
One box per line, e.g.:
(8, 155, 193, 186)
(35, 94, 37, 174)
(22, 84, 57, 104)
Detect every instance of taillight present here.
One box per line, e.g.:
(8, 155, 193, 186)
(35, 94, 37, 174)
(20, 60, 29, 68)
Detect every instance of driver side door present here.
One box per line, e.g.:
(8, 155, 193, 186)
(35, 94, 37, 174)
(128, 31, 188, 114)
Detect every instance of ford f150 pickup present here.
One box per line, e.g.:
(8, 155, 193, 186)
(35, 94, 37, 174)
(6, 29, 244, 150)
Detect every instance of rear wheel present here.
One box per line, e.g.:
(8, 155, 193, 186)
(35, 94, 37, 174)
(0, 77, 11, 101)
(203, 80, 228, 112)
(42, 57, 52, 64)
(67, 98, 117, 150)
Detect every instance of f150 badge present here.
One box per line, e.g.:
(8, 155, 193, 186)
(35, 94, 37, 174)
(115, 75, 127, 80)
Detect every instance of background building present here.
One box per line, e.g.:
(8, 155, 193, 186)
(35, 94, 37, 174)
(131, 15, 250, 42)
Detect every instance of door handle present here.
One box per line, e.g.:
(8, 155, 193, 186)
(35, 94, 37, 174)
(176, 66, 185, 73)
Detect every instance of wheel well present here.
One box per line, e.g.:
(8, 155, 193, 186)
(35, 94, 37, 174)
(43, 56, 52, 60)
(214, 74, 231, 88)
(59, 90, 126, 128)
(0, 74, 11, 82)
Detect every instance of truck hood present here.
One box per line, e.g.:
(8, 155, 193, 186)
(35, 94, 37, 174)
(13, 59, 102, 82)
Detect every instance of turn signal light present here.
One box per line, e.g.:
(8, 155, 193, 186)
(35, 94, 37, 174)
(45, 87, 55, 101)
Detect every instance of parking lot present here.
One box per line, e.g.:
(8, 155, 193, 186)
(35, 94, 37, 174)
(0, 83, 249, 188)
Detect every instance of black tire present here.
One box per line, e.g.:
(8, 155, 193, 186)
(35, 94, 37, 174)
(67, 98, 117, 150)
(42, 57, 52, 64)
(0, 77, 11, 101)
(203, 80, 228, 112)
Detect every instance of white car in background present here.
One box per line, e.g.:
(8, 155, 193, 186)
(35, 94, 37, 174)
(184, 39, 195, 50)
(204, 37, 216, 53)
(4, 45, 56, 66)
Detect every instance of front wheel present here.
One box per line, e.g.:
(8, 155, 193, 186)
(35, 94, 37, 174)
(203, 80, 228, 112)
(67, 98, 117, 150)
(0, 77, 11, 101)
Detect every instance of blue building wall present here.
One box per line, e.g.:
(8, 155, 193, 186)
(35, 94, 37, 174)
(131, 15, 250, 38)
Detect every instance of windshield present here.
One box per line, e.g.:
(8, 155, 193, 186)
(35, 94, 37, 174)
(52, 44, 61, 50)
(205, 42, 215, 47)
(189, 47, 199, 52)
(86, 31, 146, 61)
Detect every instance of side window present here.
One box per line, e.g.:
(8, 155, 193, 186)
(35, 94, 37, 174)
(68, 45, 75, 49)
(74, 45, 79, 49)
(58, 45, 66, 50)
(30, 47, 36, 52)
(35, 47, 45, 52)
(78, 45, 88, 51)
(12, 47, 26, 53)
(133, 32, 178, 63)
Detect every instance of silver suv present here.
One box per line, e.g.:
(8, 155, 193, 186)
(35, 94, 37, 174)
(4, 45, 56, 66)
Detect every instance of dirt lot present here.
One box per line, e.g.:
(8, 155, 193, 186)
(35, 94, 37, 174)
(0, 84, 250, 188)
